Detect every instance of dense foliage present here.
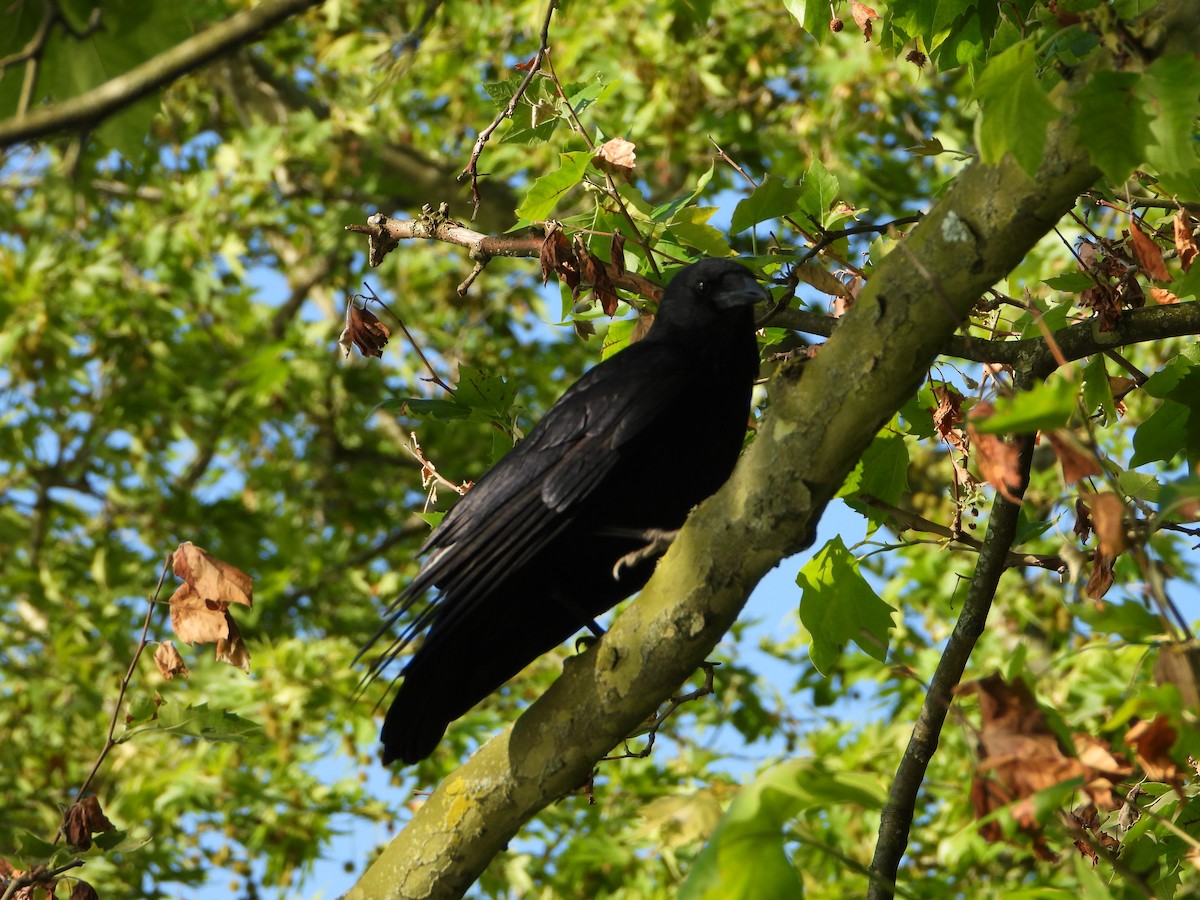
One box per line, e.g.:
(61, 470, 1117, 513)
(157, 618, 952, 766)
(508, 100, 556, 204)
(1, 0, 1198, 897)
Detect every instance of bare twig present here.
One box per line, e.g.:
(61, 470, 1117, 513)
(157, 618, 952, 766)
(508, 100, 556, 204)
(458, 0, 558, 217)
(858, 495, 1068, 572)
(0, 859, 86, 900)
(601, 662, 718, 761)
(52, 554, 174, 844)
(359, 282, 454, 393)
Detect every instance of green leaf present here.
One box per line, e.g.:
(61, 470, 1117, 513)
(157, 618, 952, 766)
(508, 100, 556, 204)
(147, 703, 264, 744)
(1081, 354, 1116, 425)
(668, 207, 734, 257)
(681, 760, 885, 900)
(1042, 271, 1095, 292)
(796, 536, 894, 674)
(601, 318, 636, 360)
(1141, 54, 1200, 197)
(516, 152, 593, 221)
(796, 158, 840, 227)
(455, 365, 517, 419)
(1072, 70, 1149, 184)
(1159, 475, 1200, 521)
(416, 511, 446, 529)
(972, 374, 1080, 434)
(781, 0, 827, 37)
(387, 397, 472, 421)
(483, 78, 521, 109)
(730, 175, 803, 234)
(16, 829, 59, 859)
(840, 433, 910, 530)
(973, 39, 1059, 176)
(1077, 600, 1169, 641)
(1130, 399, 1189, 468)
(1116, 469, 1159, 502)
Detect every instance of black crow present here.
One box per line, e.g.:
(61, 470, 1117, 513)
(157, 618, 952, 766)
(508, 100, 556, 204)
(365, 257, 766, 765)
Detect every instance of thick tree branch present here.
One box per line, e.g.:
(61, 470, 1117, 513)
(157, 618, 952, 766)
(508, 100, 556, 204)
(771, 296, 1200, 372)
(0, 0, 323, 149)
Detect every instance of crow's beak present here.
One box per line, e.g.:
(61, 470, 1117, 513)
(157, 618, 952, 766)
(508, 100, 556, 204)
(715, 273, 771, 310)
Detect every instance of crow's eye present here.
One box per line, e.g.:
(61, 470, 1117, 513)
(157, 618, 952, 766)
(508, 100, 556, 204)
(695, 280, 707, 293)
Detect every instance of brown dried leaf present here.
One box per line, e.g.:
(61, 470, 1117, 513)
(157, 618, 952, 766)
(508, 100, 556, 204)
(851, 0, 880, 40)
(1130, 220, 1172, 282)
(1125, 716, 1181, 785)
(1046, 430, 1102, 485)
(610, 232, 627, 277)
(1086, 549, 1115, 599)
(1074, 496, 1093, 543)
(539, 225, 572, 286)
(932, 385, 967, 453)
(1108, 375, 1137, 401)
(1089, 492, 1129, 556)
(70, 882, 100, 900)
(62, 796, 114, 851)
(967, 415, 1023, 502)
(154, 641, 189, 680)
(172, 543, 252, 608)
(1150, 287, 1180, 305)
(339, 302, 391, 359)
(794, 264, 852, 303)
(216, 615, 252, 673)
(594, 137, 636, 178)
(1175, 210, 1197, 272)
(169, 584, 229, 645)
(1079, 282, 1123, 332)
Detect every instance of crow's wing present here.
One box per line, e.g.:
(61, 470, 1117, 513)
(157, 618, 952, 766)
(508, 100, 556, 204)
(363, 338, 695, 671)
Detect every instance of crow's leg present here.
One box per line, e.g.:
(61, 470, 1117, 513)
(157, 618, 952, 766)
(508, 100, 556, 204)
(607, 527, 681, 579)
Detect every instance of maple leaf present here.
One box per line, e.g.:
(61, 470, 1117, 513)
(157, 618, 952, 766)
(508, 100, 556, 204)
(594, 137, 636, 178)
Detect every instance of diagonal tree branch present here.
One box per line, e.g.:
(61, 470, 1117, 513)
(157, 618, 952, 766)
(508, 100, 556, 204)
(0, 0, 323, 149)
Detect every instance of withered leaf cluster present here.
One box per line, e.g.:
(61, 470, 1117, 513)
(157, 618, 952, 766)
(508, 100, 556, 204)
(164, 542, 253, 674)
(538, 224, 624, 317)
(959, 674, 1128, 860)
(1074, 211, 1192, 331)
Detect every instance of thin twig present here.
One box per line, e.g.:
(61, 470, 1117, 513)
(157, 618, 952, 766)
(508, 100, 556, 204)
(601, 662, 718, 761)
(867, 431, 1036, 899)
(458, 0, 557, 218)
(53, 553, 174, 844)
(0, 859, 86, 900)
(360, 283, 455, 394)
